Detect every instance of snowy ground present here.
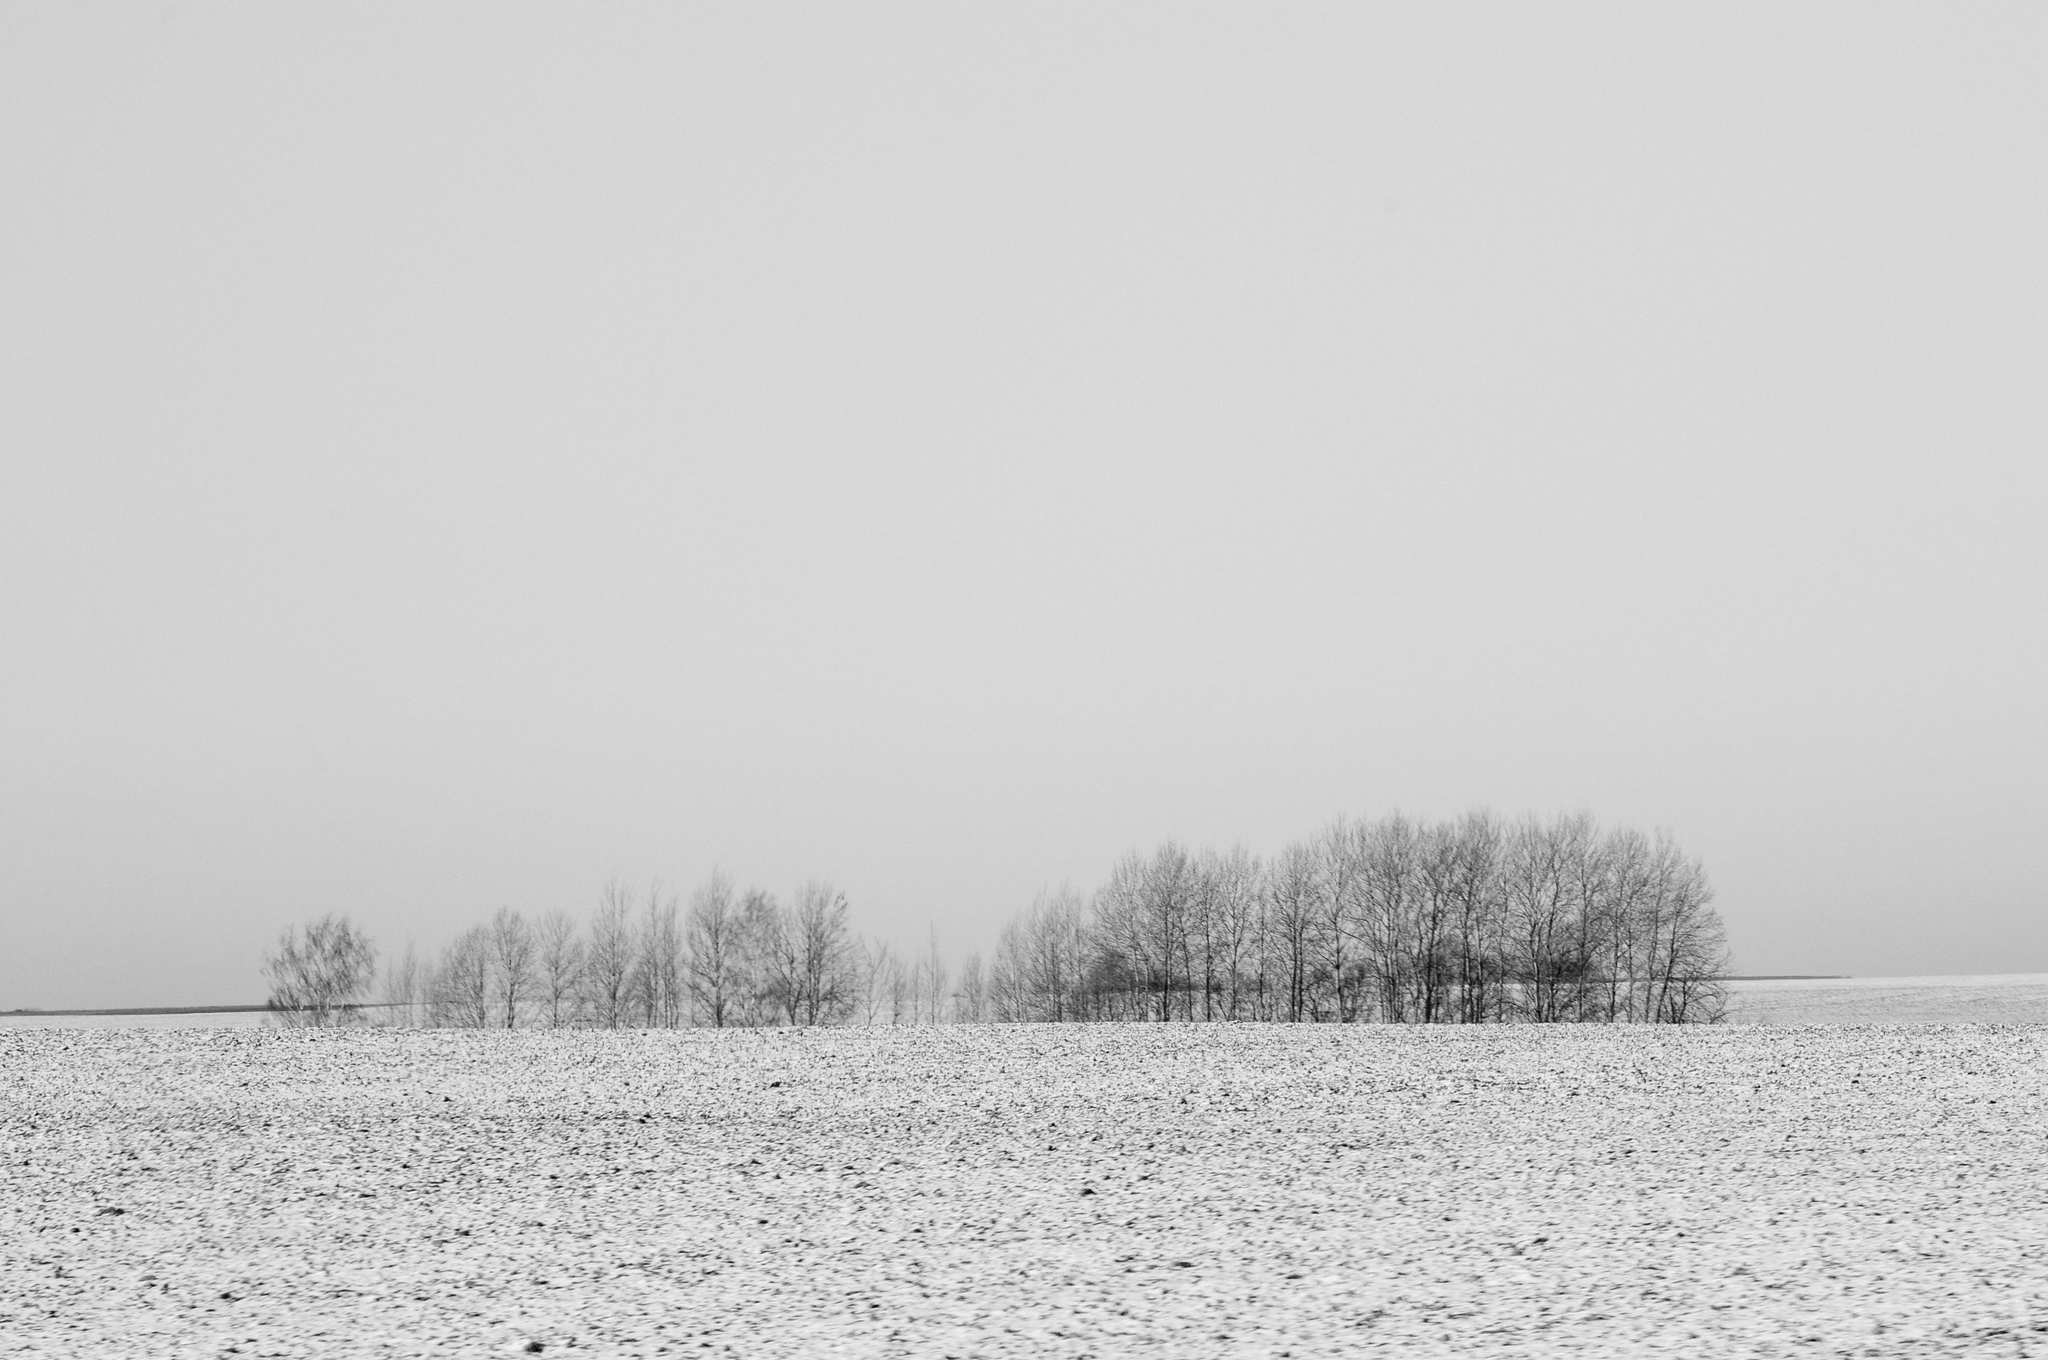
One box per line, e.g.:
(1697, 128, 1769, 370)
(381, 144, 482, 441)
(1725, 975, 2048, 1026)
(5, 1025, 2046, 1359)
(0, 1011, 270, 1031)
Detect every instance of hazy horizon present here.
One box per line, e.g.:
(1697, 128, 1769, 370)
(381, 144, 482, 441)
(4, 5, 2044, 1010)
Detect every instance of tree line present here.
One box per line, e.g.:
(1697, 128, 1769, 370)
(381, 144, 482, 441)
(983, 811, 1727, 1025)
(359, 875, 959, 1030)
(261, 810, 1728, 1028)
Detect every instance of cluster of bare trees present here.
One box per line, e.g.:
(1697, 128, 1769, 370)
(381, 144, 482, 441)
(380, 875, 895, 1029)
(269, 812, 1727, 1029)
(986, 812, 1729, 1025)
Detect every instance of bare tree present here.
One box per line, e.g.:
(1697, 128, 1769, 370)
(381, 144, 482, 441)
(1314, 820, 1364, 1023)
(536, 910, 584, 1028)
(886, 949, 911, 1024)
(684, 871, 741, 1028)
(1449, 810, 1507, 1024)
(262, 914, 378, 1027)
(742, 889, 798, 1025)
(1641, 832, 1729, 1023)
(1208, 847, 1261, 1020)
(379, 940, 422, 1028)
(1091, 853, 1154, 1018)
(912, 925, 949, 1024)
(955, 951, 988, 1023)
(428, 925, 493, 1028)
(1266, 841, 1323, 1022)
(857, 937, 895, 1026)
(1502, 815, 1579, 1022)
(634, 881, 684, 1029)
(489, 906, 536, 1029)
(1357, 813, 1420, 1022)
(789, 881, 855, 1025)
(584, 879, 638, 1030)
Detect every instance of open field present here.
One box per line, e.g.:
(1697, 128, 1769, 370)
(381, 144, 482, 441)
(4, 1027, 2046, 1358)
(1725, 975, 2048, 1027)
(0, 1011, 271, 1031)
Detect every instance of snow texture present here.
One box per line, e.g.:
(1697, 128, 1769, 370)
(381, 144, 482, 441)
(1726, 975, 2048, 1027)
(4, 1025, 2046, 1358)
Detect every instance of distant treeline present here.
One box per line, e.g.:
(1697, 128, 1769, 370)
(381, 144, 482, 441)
(989, 812, 1727, 1026)
(263, 811, 1728, 1029)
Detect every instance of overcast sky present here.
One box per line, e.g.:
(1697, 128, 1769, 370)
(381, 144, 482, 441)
(3, 5, 2043, 1008)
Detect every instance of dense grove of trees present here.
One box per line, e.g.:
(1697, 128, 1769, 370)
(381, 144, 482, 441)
(985, 812, 1728, 1026)
(267, 811, 1729, 1028)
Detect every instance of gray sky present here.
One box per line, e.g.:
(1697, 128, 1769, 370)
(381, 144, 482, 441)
(3, 5, 2043, 1008)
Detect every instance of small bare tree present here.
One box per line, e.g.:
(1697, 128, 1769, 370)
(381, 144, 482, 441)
(1209, 847, 1262, 1020)
(379, 940, 421, 1028)
(789, 881, 855, 1025)
(584, 879, 638, 1029)
(740, 889, 797, 1024)
(856, 937, 895, 1025)
(428, 926, 493, 1028)
(536, 910, 584, 1028)
(914, 925, 949, 1024)
(490, 906, 535, 1029)
(886, 949, 911, 1024)
(263, 915, 378, 1027)
(954, 951, 987, 1023)
(633, 881, 684, 1028)
(685, 872, 740, 1027)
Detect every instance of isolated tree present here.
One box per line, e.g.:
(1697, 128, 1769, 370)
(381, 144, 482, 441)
(535, 910, 584, 1028)
(263, 914, 378, 1027)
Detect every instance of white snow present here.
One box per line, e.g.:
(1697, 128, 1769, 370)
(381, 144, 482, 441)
(4, 1025, 2045, 1358)
(1726, 974, 2048, 1026)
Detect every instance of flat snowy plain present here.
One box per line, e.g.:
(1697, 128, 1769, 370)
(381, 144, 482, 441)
(1725, 975, 2048, 1027)
(5, 1025, 2046, 1360)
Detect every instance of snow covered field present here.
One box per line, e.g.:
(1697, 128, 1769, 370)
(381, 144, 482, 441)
(1725, 975, 2048, 1027)
(5, 1025, 2046, 1359)
(0, 1011, 270, 1031)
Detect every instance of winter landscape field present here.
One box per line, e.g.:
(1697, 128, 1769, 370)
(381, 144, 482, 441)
(5, 1023, 2046, 1358)
(1722, 975, 2048, 1027)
